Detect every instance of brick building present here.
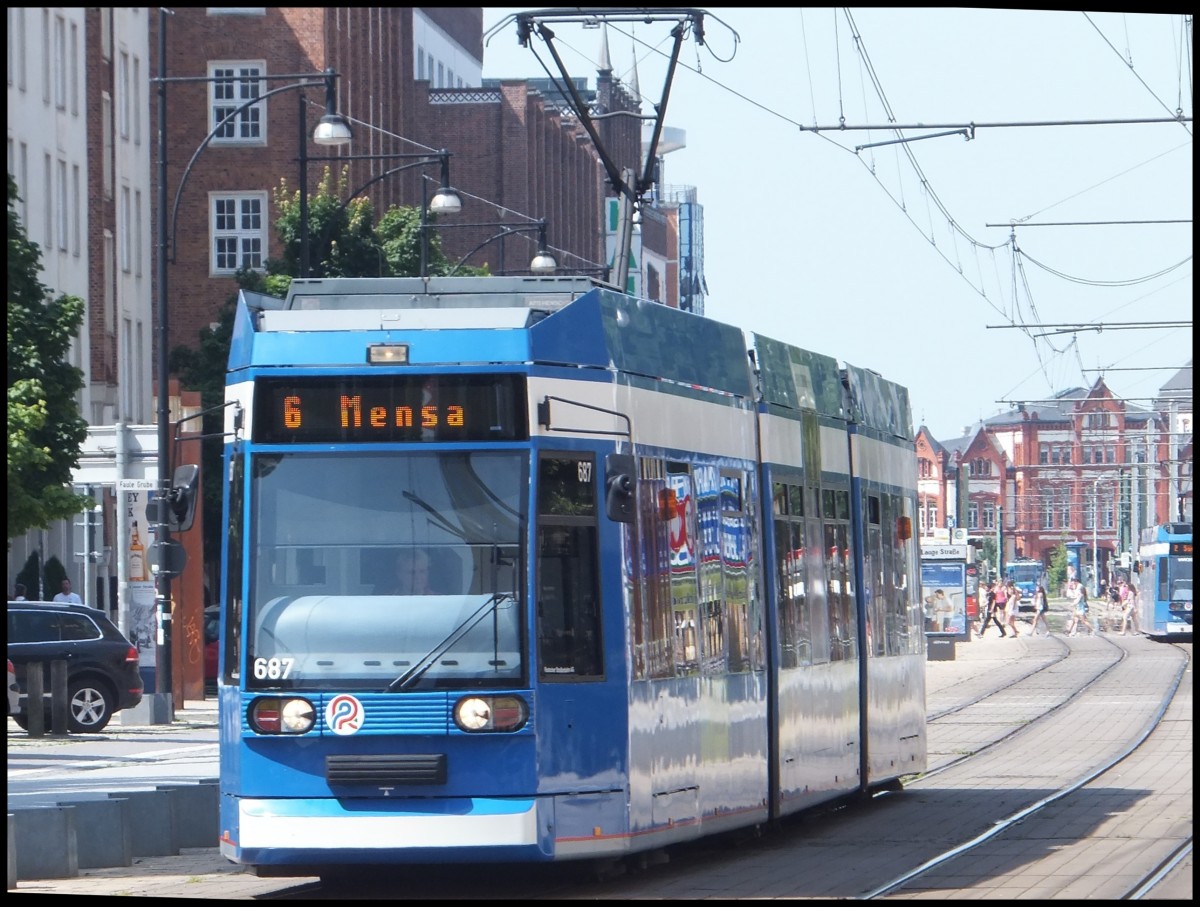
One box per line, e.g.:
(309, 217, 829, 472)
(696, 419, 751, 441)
(151, 7, 644, 353)
(916, 368, 1193, 583)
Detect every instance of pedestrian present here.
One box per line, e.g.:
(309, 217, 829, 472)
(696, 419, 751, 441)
(1064, 578, 1097, 637)
(12, 582, 27, 601)
(1028, 582, 1050, 636)
(52, 578, 83, 605)
(978, 580, 1007, 637)
(1003, 580, 1022, 637)
(1117, 577, 1141, 635)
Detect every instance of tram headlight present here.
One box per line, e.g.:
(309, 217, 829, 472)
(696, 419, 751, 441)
(453, 695, 528, 732)
(249, 697, 316, 734)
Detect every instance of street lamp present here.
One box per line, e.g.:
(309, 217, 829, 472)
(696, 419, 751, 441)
(434, 218, 557, 278)
(301, 150, 460, 278)
(153, 7, 350, 708)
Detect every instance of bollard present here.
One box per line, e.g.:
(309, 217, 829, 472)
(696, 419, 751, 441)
(25, 661, 45, 737)
(7, 814, 15, 891)
(11, 806, 79, 879)
(157, 782, 219, 848)
(108, 789, 178, 857)
(50, 659, 70, 736)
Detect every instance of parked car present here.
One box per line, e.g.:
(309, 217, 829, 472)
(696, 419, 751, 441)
(204, 606, 220, 686)
(6, 600, 144, 732)
(6, 657, 18, 717)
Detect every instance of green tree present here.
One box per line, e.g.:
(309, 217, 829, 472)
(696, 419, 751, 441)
(7, 173, 90, 542)
(1047, 542, 1070, 595)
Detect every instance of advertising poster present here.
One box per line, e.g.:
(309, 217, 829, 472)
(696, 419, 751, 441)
(124, 489, 159, 667)
(921, 561, 966, 635)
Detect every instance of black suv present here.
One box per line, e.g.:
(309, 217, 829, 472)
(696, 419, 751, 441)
(7, 600, 144, 732)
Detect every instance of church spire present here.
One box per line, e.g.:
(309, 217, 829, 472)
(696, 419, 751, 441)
(598, 23, 612, 74)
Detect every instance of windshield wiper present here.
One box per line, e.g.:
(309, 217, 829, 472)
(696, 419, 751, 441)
(385, 592, 516, 692)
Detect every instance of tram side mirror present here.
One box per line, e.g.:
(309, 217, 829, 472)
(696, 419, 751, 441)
(605, 454, 635, 523)
(167, 464, 200, 532)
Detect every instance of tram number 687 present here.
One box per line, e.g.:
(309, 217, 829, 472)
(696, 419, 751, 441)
(253, 656, 295, 680)
(578, 461, 592, 483)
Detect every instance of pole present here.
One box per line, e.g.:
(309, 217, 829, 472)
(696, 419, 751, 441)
(419, 177, 428, 278)
(1092, 479, 1100, 598)
(154, 7, 174, 705)
(298, 90, 309, 278)
(996, 503, 1003, 581)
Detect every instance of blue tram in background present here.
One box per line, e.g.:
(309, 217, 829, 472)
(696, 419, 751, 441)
(1136, 522, 1193, 638)
(213, 276, 926, 871)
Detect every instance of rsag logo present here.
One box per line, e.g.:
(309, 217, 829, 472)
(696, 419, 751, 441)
(325, 694, 364, 735)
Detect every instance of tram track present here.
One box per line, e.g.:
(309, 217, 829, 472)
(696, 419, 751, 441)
(869, 637, 1191, 899)
(263, 638, 1189, 900)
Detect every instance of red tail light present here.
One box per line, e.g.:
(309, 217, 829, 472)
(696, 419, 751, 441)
(124, 646, 138, 664)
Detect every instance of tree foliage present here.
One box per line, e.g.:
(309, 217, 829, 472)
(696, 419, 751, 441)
(7, 173, 90, 542)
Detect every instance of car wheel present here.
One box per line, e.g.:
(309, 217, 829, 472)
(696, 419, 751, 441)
(67, 678, 115, 733)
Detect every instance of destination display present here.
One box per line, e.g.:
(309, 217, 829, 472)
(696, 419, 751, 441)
(253, 375, 528, 443)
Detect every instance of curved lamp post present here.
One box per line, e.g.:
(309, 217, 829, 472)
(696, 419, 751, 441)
(152, 8, 350, 706)
(436, 219, 557, 278)
(302, 150, 460, 278)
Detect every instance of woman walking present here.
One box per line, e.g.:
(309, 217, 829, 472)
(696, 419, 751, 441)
(1065, 578, 1097, 637)
(1117, 577, 1141, 635)
(1028, 582, 1050, 636)
(978, 579, 1007, 637)
(1003, 580, 1022, 637)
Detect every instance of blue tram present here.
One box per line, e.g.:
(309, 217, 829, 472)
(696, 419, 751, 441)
(214, 276, 926, 870)
(1135, 522, 1193, 637)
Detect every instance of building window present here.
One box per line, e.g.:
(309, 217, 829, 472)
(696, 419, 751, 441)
(211, 193, 265, 272)
(968, 502, 979, 529)
(102, 92, 113, 198)
(918, 459, 933, 478)
(417, 47, 425, 81)
(134, 189, 143, 275)
(69, 20, 78, 114)
(72, 164, 81, 256)
(209, 62, 265, 144)
(1057, 490, 1071, 530)
(53, 14, 65, 109)
(982, 503, 995, 530)
(118, 51, 130, 138)
(120, 186, 131, 271)
(132, 56, 141, 144)
(970, 457, 991, 478)
(41, 9, 49, 104)
(56, 159, 68, 250)
(1041, 498, 1053, 530)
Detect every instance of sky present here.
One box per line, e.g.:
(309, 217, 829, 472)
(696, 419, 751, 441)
(478, 8, 1193, 442)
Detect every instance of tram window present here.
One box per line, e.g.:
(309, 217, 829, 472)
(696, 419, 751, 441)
(721, 470, 752, 674)
(536, 455, 603, 680)
(638, 458, 675, 678)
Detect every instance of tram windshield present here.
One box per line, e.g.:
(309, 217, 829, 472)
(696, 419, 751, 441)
(246, 450, 527, 691)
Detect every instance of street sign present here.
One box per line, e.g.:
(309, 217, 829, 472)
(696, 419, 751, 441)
(118, 479, 159, 491)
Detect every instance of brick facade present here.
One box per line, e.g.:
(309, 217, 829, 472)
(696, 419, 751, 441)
(151, 7, 639, 352)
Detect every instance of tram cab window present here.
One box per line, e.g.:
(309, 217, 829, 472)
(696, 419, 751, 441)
(536, 455, 603, 679)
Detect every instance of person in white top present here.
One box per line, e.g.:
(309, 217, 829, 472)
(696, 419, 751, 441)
(52, 578, 83, 605)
